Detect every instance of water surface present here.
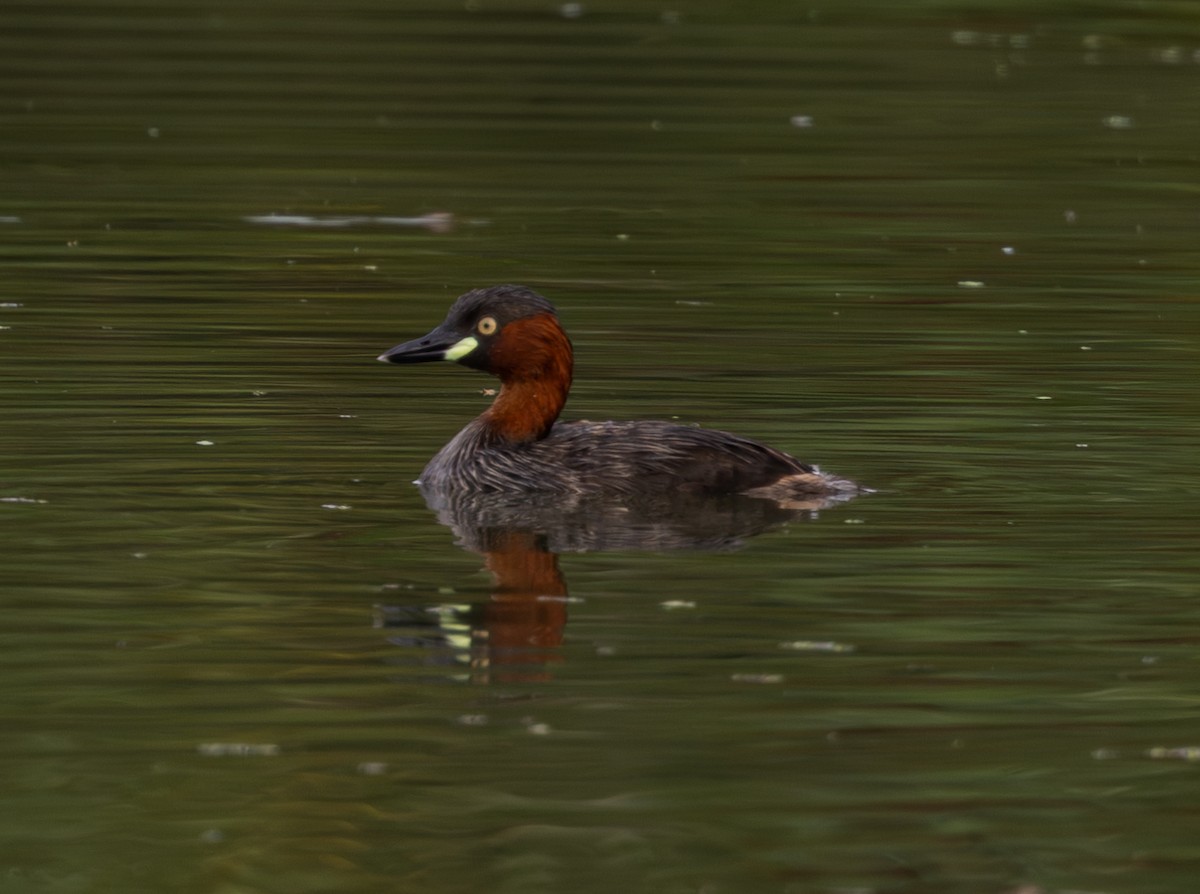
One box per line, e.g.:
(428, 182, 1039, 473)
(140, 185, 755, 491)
(3, 2, 1199, 892)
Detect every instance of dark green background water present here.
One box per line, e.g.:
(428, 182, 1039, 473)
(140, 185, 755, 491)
(3, 2, 1199, 892)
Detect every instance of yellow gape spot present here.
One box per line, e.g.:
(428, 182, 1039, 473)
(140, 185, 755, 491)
(444, 336, 478, 361)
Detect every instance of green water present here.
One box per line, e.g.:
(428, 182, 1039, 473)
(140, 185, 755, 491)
(3, 2, 1199, 892)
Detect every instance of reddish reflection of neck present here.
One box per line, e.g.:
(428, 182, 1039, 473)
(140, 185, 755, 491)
(475, 529, 568, 682)
(482, 313, 573, 443)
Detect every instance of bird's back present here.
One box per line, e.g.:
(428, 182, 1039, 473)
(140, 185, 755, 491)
(420, 417, 853, 502)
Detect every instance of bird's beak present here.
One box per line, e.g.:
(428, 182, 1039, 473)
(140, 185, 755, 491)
(377, 324, 477, 364)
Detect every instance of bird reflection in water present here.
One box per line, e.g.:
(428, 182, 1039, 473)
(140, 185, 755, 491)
(378, 486, 856, 683)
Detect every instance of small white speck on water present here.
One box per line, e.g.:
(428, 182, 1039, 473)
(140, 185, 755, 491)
(195, 440, 215, 446)
(197, 742, 280, 757)
(780, 640, 855, 653)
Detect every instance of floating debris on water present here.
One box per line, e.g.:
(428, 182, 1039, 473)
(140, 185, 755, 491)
(244, 212, 457, 232)
(197, 742, 280, 757)
(1148, 746, 1200, 762)
(731, 673, 784, 684)
(951, 30, 1031, 49)
(780, 640, 856, 653)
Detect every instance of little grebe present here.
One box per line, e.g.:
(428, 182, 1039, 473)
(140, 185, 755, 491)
(378, 285, 860, 503)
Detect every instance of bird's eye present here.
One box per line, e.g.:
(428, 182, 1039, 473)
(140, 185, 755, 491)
(476, 316, 498, 336)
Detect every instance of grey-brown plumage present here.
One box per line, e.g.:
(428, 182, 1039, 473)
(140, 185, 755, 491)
(421, 416, 856, 502)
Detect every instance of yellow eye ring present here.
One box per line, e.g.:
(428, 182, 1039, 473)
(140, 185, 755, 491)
(477, 316, 498, 336)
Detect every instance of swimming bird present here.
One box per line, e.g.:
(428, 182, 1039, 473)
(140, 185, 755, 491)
(377, 285, 859, 506)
